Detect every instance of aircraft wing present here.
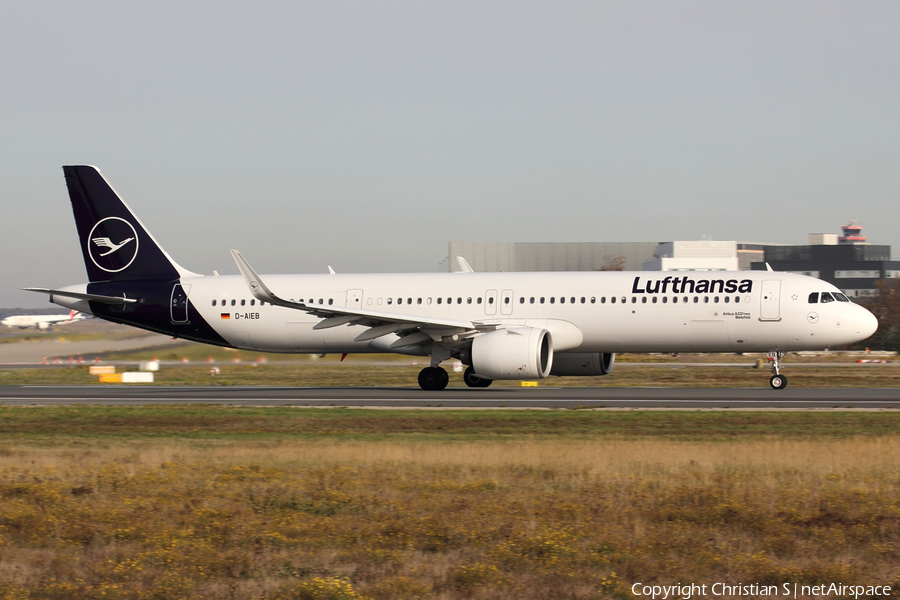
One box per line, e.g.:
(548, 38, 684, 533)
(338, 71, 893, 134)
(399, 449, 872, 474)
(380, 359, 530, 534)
(230, 250, 491, 346)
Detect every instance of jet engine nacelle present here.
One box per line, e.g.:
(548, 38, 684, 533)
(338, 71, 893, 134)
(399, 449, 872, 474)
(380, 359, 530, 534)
(471, 327, 553, 380)
(550, 352, 615, 376)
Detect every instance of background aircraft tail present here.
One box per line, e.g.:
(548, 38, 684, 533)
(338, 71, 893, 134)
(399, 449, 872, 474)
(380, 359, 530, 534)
(63, 165, 194, 283)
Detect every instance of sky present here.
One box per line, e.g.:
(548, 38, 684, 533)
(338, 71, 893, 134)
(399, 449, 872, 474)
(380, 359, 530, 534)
(2, 1, 899, 307)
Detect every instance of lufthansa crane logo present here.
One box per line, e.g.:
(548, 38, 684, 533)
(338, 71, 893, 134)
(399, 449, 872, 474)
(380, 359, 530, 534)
(87, 217, 139, 273)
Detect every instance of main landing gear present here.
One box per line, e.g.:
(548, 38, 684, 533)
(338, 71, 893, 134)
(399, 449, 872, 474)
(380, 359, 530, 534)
(417, 365, 494, 390)
(463, 366, 492, 388)
(768, 350, 788, 390)
(418, 366, 449, 391)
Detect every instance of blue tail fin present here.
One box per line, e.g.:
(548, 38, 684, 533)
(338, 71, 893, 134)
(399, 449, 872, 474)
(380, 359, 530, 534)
(64, 165, 191, 283)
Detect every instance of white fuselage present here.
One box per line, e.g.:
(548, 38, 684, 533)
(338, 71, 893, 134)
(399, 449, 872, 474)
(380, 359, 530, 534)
(169, 270, 876, 355)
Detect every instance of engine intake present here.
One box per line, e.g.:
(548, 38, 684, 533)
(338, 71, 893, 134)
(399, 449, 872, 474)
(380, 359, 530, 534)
(550, 352, 615, 376)
(471, 327, 553, 380)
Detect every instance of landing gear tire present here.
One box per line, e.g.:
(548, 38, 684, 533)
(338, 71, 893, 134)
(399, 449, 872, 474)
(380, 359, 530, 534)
(418, 366, 449, 391)
(463, 366, 492, 388)
(769, 374, 788, 390)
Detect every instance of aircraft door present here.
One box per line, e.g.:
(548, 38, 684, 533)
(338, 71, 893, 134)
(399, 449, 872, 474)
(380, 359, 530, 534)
(760, 280, 781, 321)
(484, 290, 498, 315)
(500, 289, 514, 315)
(346, 289, 363, 309)
(171, 284, 190, 323)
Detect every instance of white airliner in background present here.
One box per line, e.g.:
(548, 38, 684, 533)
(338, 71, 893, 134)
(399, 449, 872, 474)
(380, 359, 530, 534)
(1, 310, 84, 330)
(26, 166, 878, 390)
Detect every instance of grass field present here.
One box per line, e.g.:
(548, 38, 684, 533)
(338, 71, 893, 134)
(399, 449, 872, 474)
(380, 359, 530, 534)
(1, 407, 899, 599)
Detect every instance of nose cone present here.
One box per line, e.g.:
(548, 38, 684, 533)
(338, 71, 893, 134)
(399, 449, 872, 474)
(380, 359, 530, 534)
(855, 305, 878, 341)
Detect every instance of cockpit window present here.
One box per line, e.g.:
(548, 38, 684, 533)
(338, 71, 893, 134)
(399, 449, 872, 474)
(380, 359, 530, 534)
(820, 292, 835, 303)
(808, 293, 818, 304)
(834, 293, 850, 302)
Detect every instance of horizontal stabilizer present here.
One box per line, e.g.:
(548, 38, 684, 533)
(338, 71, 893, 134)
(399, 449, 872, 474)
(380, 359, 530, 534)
(24, 287, 138, 305)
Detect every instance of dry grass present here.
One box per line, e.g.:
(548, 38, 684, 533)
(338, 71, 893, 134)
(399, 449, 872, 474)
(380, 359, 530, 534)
(1, 437, 899, 599)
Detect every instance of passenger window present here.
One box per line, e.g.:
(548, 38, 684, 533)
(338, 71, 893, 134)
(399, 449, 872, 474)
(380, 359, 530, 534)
(724, 297, 730, 303)
(652, 297, 657, 304)
(407, 298, 412, 305)
(694, 297, 698, 303)
(540, 297, 545, 304)
(448, 297, 452, 304)
(591, 297, 596, 304)
(519, 297, 524, 304)
(808, 293, 819, 304)
(530, 297, 535, 304)
(504, 297, 510, 304)
(581, 297, 586, 304)
(468, 297, 473, 304)
(631, 297, 636, 304)
(426, 298, 432, 305)
(477, 298, 482, 304)
(641, 297, 647, 304)
(821, 292, 835, 303)
(212, 299, 217, 306)
(231, 299, 236, 306)
(611, 297, 616, 304)
(457, 298, 462, 304)
(621, 297, 626, 303)
(550, 297, 555, 304)
(250, 299, 255, 306)
(704, 297, 709, 303)
(328, 299, 333, 305)
(714, 296, 719, 303)
(559, 297, 564, 304)
(488, 297, 494, 304)
(221, 299, 226, 306)
(417, 298, 422, 305)
(600, 297, 605, 304)
(241, 299, 246, 306)
(571, 297, 575, 304)
(387, 298, 393, 305)
(673, 297, 678, 304)
(397, 298, 402, 304)
(662, 297, 668, 304)
(733, 296, 739, 303)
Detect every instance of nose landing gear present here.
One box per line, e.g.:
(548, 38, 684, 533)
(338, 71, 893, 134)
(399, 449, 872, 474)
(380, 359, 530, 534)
(767, 351, 788, 390)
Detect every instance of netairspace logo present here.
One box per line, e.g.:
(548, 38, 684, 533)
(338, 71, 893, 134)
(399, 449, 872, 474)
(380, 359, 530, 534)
(631, 582, 893, 599)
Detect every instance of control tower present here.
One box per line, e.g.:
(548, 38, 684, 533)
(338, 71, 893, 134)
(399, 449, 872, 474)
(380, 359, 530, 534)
(838, 221, 867, 245)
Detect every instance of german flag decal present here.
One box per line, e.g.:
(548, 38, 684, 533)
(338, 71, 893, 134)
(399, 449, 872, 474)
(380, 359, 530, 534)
(220, 313, 230, 319)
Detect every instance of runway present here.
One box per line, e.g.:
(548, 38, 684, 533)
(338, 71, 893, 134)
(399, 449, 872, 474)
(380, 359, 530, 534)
(1, 385, 899, 408)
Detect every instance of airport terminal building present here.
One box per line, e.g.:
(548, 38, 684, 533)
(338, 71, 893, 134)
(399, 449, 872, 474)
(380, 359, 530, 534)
(449, 224, 900, 299)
